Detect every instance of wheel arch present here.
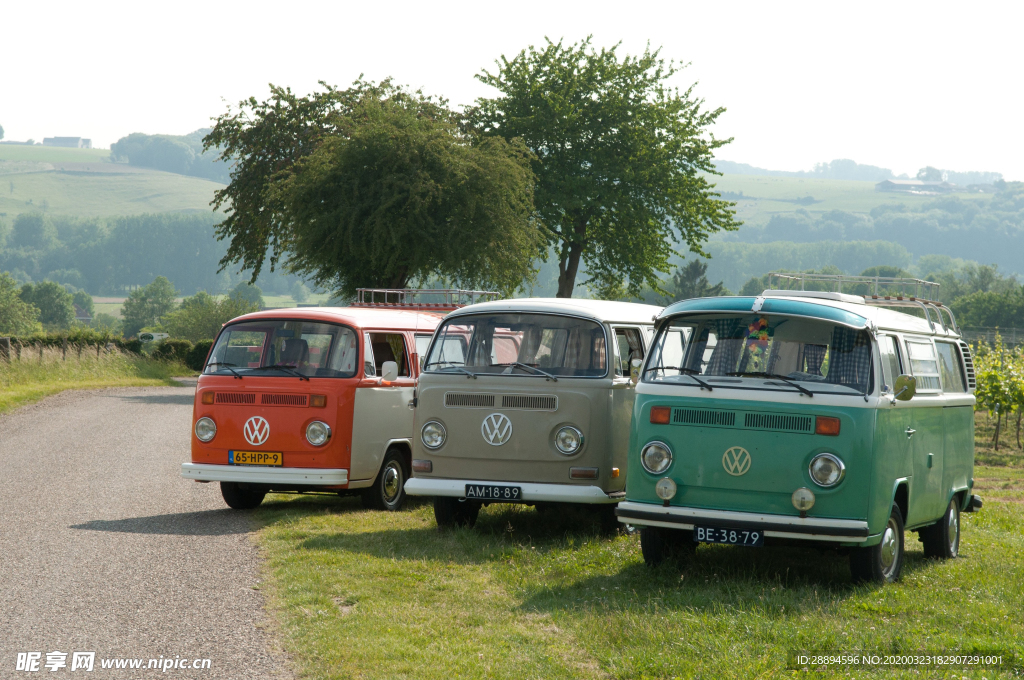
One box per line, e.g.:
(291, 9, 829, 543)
(382, 438, 412, 473)
(891, 478, 909, 523)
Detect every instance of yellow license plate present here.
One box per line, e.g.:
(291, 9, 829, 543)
(229, 451, 283, 466)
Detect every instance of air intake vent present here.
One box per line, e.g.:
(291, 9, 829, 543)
(672, 409, 736, 427)
(958, 341, 976, 391)
(445, 393, 496, 408)
(215, 392, 255, 404)
(261, 394, 308, 407)
(501, 395, 558, 411)
(743, 412, 813, 433)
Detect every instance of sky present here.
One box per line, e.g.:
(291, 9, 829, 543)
(3, 0, 1021, 179)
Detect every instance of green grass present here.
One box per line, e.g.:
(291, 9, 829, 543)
(0, 166, 221, 218)
(0, 346, 187, 415)
(254, 462, 1023, 679)
(709, 175, 990, 229)
(0, 145, 112, 163)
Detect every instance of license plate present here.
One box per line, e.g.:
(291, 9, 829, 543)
(229, 451, 283, 466)
(465, 484, 522, 501)
(694, 525, 764, 547)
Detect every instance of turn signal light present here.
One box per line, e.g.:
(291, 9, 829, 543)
(569, 467, 599, 479)
(412, 459, 433, 473)
(611, 467, 620, 478)
(815, 416, 841, 436)
(650, 406, 671, 424)
(310, 394, 327, 408)
(201, 392, 215, 405)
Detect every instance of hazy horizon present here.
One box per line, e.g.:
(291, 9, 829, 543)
(3, 0, 1022, 180)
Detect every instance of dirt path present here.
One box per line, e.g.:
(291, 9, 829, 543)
(0, 386, 292, 678)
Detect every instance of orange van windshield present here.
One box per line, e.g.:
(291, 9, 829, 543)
(204, 319, 359, 378)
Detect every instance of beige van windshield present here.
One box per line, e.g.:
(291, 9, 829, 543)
(424, 313, 608, 378)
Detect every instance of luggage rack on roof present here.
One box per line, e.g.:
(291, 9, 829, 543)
(765, 272, 959, 334)
(352, 288, 500, 311)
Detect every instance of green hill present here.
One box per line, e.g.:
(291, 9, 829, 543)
(0, 146, 221, 218)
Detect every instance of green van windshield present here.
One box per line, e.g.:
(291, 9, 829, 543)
(646, 313, 872, 395)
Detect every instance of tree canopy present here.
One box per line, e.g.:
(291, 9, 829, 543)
(470, 37, 738, 297)
(0, 272, 40, 335)
(160, 291, 259, 342)
(205, 80, 540, 297)
(122, 276, 178, 337)
(19, 281, 74, 329)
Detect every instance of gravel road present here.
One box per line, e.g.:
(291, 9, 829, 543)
(0, 385, 292, 678)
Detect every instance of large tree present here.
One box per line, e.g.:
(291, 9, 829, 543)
(0, 272, 40, 335)
(470, 37, 738, 297)
(19, 281, 74, 329)
(121, 276, 178, 337)
(204, 80, 540, 297)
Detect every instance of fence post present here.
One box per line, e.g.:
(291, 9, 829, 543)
(0, 337, 10, 364)
(15, 340, 21, 361)
(62, 338, 68, 361)
(38, 343, 43, 363)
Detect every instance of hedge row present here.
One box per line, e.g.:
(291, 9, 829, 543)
(0, 330, 214, 371)
(152, 339, 214, 372)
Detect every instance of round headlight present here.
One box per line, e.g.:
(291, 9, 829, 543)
(655, 477, 677, 501)
(555, 426, 583, 455)
(792, 487, 816, 512)
(194, 417, 216, 442)
(421, 421, 446, 450)
(641, 441, 673, 474)
(809, 453, 845, 487)
(306, 421, 331, 446)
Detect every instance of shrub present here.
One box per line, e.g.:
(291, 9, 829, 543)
(153, 339, 193, 364)
(187, 340, 214, 372)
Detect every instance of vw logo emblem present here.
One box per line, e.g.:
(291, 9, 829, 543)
(244, 416, 270, 446)
(481, 413, 512, 446)
(722, 446, 751, 476)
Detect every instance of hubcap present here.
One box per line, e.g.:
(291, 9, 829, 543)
(947, 502, 960, 553)
(382, 463, 402, 502)
(880, 518, 899, 573)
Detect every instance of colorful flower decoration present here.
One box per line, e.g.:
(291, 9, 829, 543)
(746, 316, 771, 356)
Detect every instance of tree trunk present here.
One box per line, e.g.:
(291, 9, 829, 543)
(1017, 410, 1021, 449)
(556, 219, 588, 298)
(993, 409, 1001, 451)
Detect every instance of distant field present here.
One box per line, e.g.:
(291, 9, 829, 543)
(709, 174, 989, 228)
(92, 294, 330, 320)
(0, 145, 112, 163)
(0, 166, 221, 218)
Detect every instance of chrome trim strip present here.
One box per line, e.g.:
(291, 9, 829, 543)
(180, 462, 349, 485)
(404, 477, 619, 504)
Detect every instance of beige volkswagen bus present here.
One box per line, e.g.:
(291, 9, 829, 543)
(404, 298, 662, 528)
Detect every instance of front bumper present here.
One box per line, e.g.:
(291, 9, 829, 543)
(615, 501, 870, 543)
(181, 462, 349, 486)
(404, 477, 622, 504)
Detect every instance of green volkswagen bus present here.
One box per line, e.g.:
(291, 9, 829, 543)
(616, 275, 983, 583)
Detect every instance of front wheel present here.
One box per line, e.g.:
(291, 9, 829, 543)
(920, 497, 961, 559)
(361, 448, 409, 511)
(850, 504, 905, 584)
(639, 527, 697, 566)
(433, 496, 481, 530)
(220, 482, 266, 510)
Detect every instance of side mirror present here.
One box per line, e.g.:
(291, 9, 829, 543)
(893, 374, 916, 401)
(381, 361, 399, 382)
(630, 358, 643, 385)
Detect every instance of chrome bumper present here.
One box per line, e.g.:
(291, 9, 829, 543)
(615, 501, 870, 543)
(404, 477, 622, 504)
(180, 462, 349, 486)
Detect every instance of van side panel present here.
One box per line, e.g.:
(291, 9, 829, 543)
(870, 404, 913, 534)
(943, 404, 975, 502)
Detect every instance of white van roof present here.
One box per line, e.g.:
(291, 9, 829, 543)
(447, 297, 662, 325)
(760, 292, 955, 337)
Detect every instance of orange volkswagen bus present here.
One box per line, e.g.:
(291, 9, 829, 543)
(180, 290, 496, 510)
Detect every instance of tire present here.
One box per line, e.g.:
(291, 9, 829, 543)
(361, 448, 409, 511)
(597, 504, 621, 535)
(639, 527, 697, 566)
(220, 482, 266, 510)
(850, 504, 905, 584)
(920, 497, 961, 559)
(433, 496, 481, 529)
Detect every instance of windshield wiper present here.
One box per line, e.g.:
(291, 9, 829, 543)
(493, 362, 558, 382)
(205, 361, 243, 379)
(643, 366, 712, 391)
(426, 361, 478, 379)
(248, 364, 310, 381)
(727, 371, 814, 397)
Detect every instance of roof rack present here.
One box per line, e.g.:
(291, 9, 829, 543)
(352, 288, 500, 311)
(764, 272, 958, 334)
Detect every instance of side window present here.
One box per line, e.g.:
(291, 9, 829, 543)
(936, 342, 967, 393)
(878, 335, 903, 392)
(414, 334, 433, 371)
(613, 327, 645, 377)
(368, 333, 410, 377)
(363, 333, 376, 377)
(906, 339, 941, 391)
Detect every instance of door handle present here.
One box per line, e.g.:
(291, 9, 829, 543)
(905, 428, 916, 438)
